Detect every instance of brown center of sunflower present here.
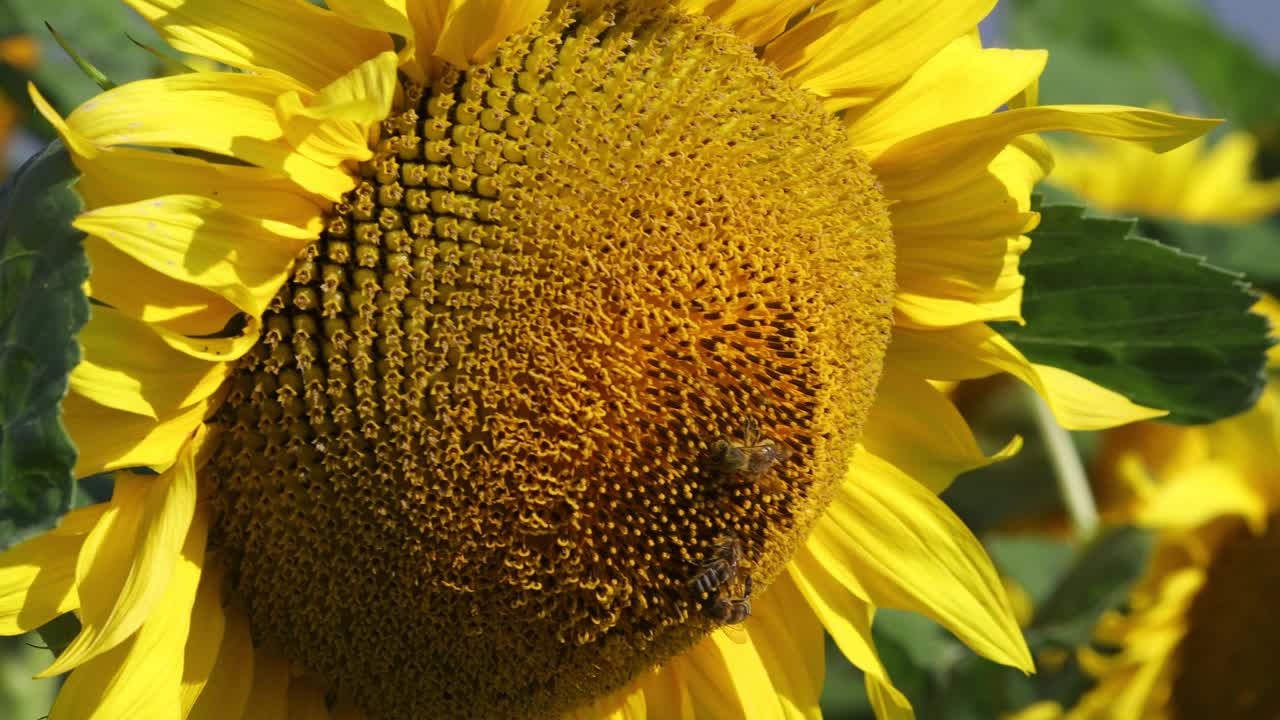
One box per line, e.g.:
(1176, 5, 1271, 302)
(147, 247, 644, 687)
(1171, 512, 1280, 720)
(202, 4, 893, 718)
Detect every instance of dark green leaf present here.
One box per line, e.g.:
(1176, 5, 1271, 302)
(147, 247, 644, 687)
(992, 202, 1271, 425)
(0, 140, 88, 539)
(1026, 526, 1154, 649)
(33, 612, 79, 657)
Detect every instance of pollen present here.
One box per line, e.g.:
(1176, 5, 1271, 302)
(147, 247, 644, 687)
(202, 3, 894, 718)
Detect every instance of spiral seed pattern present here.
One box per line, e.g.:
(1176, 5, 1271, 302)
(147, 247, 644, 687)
(203, 4, 895, 718)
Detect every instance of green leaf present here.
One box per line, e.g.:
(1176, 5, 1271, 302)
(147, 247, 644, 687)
(0, 140, 88, 539)
(33, 612, 80, 658)
(1026, 526, 1154, 649)
(992, 202, 1271, 425)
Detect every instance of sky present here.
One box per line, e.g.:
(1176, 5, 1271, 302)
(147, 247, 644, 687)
(1206, 0, 1280, 62)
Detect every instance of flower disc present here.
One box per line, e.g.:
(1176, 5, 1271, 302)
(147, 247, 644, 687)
(203, 4, 895, 717)
(1172, 513, 1280, 719)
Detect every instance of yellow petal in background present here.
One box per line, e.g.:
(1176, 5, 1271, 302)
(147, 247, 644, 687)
(124, 0, 392, 91)
(1136, 461, 1269, 533)
(41, 446, 199, 677)
(49, 509, 206, 720)
(822, 449, 1033, 672)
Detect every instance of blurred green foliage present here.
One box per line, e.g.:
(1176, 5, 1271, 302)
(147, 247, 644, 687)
(1, 0, 164, 143)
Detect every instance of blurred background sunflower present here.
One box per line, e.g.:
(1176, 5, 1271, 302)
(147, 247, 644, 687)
(0, 1, 1276, 719)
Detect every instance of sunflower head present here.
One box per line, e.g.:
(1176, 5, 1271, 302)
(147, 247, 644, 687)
(199, 4, 893, 716)
(7, 0, 1223, 718)
(1062, 298, 1280, 720)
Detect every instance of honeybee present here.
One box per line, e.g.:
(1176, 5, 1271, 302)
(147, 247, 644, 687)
(688, 533, 743, 596)
(706, 416, 791, 481)
(704, 575, 752, 626)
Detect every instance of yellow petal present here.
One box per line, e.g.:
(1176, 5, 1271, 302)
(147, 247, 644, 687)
(75, 145, 324, 235)
(821, 448, 1033, 671)
(276, 51, 399, 166)
(63, 393, 209, 478)
(862, 362, 1021, 494)
(49, 507, 207, 720)
(243, 649, 291, 720)
(188, 601, 255, 720)
(847, 37, 1047, 161)
(566, 677, 646, 720)
(0, 505, 107, 635)
(70, 306, 231, 419)
(747, 573, 825, 719)
(866, 675, 916, 720)
(766, 0, 995, 111)
(788, 547, 910, 713)
(1137, 461, 1269, 533)
(405, 0, 449, 82)
(29, 84, 97, 160)
(124, 0, 392, 92)
(287, 677, 333, 720)
(327, 0, 412, 36)
(41, 443, 199, 677)
(67, 73, 354, 199)
(434, 0, 550, 68)
(84, 237, 242, 337)
(74, 195, 313, 319)
(683, 0, 816, 46)
(875, 106, 1220, 201)
(889, 324, 1167, 430)
(180, 561, 227, 717)
(680, 628, 786, 719)
(627, 664, 695, 720)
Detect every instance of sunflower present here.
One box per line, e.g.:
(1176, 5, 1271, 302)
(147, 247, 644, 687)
(0, 34, 39, 177)
(1011, 297, 1280, 720)
(1048, 128, 1280, 224)
(2, 1, 1215, 718)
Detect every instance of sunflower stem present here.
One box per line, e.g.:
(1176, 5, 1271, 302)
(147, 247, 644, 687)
(1030, 392, 1098, 539)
